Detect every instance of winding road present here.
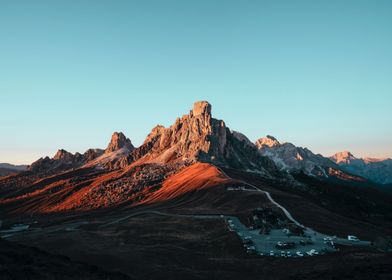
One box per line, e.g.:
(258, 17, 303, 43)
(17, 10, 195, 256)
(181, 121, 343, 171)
(217, 167, 305, 227)
(101, 210, 222, 228)
(217, 166, 371, 247)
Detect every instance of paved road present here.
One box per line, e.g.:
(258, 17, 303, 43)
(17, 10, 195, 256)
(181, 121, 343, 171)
(100, 210, 223, 228)
(217, 167, 305, 227)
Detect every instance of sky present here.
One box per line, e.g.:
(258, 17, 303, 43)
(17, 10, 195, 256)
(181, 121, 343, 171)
(0, 0, 391, 164)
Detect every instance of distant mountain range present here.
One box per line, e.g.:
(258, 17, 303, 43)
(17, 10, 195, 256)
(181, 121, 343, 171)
(0, 163, 27, 177)
(255, 136, 392, 185)
(1, 101, 391, 186)
(255, 135, 339, 178)
(330, 151, 392, 184)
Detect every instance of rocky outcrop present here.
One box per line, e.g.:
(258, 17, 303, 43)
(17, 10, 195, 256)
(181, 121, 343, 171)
(83, 132, 134, 170)
(29, 132, 135, 172)
(129, 101, 280, 176)
(29, 149, 85, 173)
(105, 132, 134, 154)
(255, 135, 280, 148)
(83, 149, 104, 162)
(330, 151, 359, 165)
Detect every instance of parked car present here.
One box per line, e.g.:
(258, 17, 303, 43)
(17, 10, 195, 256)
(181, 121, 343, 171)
(296, 251, 304, 257)
(347, 235, 359, 242)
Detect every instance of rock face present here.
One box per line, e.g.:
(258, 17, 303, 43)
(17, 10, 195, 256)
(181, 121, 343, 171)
(83, 132, 134, 170)
(83, 149, 104, 162)
(255, 135, 280, 148)
(53, 149, 79, 162)
(29, 149, 84, 173)
(256, 136, 339, 177)
(330, 151, 359, 165)
(129, 101, 279, 176)
(330, 152, 392, 184)
(105, 132, 134, 154)
(29, 132, 135, 172)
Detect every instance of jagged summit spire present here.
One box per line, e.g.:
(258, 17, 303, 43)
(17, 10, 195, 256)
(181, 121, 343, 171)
(191, 101, 212, 117)
(105, 132, 134, 154)
(53, 149, 73, 160)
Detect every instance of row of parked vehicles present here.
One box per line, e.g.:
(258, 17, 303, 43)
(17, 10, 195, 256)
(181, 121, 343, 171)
(264, 248, 319, 257)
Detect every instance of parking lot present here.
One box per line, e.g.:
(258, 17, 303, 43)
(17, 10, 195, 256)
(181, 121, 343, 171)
(226, 216, 370, 257)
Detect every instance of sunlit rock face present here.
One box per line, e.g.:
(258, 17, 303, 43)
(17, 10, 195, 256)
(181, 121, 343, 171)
(255, 135, 280, 148)
(330, 151, 359, 165)
(28, 132, 135, 173)
(128, 101, 279, 176)
(105, 132, 134, 154)
(83, 132, 135, 170)
(53, 149, 75, 161)
(131, 101, 228, 164)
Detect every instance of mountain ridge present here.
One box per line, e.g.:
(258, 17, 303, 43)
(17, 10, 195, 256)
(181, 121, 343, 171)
(6, 101, 390, 187)
(330, 151, 392, 184)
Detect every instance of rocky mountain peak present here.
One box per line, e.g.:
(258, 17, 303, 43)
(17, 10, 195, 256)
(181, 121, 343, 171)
(330, 151, 357, 164)
(136, 101, 224, 164)
(105, 132, 134, 154)
(255, 135, 281, 148)
(127, 101, 279, 176)
(53, 149, 74, 161)
(191, 101, 212, 117)
(340, 151, 355, 158)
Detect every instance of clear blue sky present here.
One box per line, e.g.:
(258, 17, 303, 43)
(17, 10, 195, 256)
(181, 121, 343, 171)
(1, 0, 391, 164)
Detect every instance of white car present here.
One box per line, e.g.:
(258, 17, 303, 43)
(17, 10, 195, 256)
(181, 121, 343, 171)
(296, 251, 304, 257)
(269, 251, 274, 256)
(307, 249, 317, 256)
(347, 235, 359, 242)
